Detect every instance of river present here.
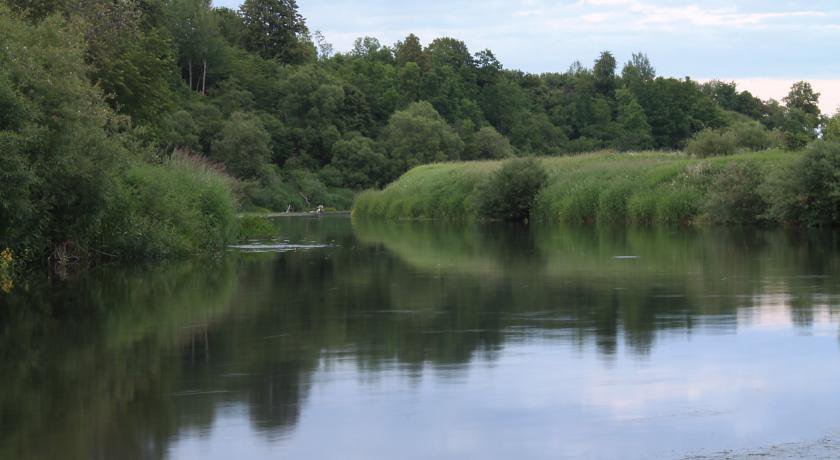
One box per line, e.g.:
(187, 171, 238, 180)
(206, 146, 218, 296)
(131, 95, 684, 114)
(1, 216, 839, 459)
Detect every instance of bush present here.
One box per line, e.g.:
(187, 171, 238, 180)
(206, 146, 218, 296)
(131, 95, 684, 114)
(763, 141, 840, 227)
(98, 152, 238, 257)
(703, 162, 767, 225)
(476, 158, 548, 222)
(686, 129, 737, 157)
(731, 122, 780, 151)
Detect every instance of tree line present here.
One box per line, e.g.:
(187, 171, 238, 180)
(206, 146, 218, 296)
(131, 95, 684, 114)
(1, 0, 837, 258)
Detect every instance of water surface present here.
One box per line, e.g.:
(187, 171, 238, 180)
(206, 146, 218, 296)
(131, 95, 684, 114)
(1, 217, 839, 459)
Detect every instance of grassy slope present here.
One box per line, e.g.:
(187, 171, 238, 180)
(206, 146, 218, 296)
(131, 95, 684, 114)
(353, 150, 796, 224)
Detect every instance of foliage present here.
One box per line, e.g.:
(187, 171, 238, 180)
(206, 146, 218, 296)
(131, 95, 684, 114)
(211, 111, 272, 178)
(615, 87, 653, 151)
(355, 150, 804, 227)
(98, 151, 238, 257)
(329, 132, 388, 189)
(702, 162, 767, 225)
(824, 112, 840, 142)
(476, 158, 548, 222)
(0, 8, 124, 256)
(1, 0, 833, 264)
(686, 129, 737, 157)
(763, 141, 840, 227)
(240, 0, 314, 63)
(729, 121, 781, 151)
(381, 101, 464, 176)
(464, 126, 514, 160)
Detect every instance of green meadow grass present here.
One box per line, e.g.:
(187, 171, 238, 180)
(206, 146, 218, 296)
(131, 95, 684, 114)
(353, 150, 796, 225)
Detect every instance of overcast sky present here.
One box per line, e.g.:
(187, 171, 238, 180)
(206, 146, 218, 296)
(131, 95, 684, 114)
(213, 0, 840, 113)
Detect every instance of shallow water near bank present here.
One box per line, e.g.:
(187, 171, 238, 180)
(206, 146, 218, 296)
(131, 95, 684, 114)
(1, 216, 839, 459)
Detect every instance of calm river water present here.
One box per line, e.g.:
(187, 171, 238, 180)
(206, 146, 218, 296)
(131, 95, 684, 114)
(1, 216, 840, 459)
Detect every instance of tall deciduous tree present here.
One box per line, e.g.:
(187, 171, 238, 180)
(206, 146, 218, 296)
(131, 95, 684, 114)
(0, 8, 126, 251)
(784, 81, 821, 117)
(621, 52, 655, 85)
(394, 33, 425, 68)
(211, 112, 272, 178)
(615, 87, 653, 151)
(781, 81, 821, 148)
(381, 102, 464, 175)
(240, 0, 314, 64)
(593, 51, 616, 96)
(329, 132, 387, 189)
(168, 0, 220, 93)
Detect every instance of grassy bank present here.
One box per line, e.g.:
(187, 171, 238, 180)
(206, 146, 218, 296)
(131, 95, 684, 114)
(96, 152, 239, 258)
(353, 147, 832, 226)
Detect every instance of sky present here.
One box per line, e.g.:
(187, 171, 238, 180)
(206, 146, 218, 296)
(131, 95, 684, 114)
(214, 0, 840, 113)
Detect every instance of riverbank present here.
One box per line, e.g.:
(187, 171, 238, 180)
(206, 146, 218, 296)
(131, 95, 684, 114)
(353, 143, 839, 227)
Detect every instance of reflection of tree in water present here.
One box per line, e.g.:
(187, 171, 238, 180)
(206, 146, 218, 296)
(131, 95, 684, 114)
(0, 258, 238, 459)
(1, 219, 838, 458)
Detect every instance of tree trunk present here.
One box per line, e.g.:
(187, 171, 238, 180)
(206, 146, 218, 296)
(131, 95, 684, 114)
(202, 59, 207, 95)
(188, 57, 193, 91)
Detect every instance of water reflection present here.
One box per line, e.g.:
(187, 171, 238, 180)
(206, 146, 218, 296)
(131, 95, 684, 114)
(0, 217, 839, 459)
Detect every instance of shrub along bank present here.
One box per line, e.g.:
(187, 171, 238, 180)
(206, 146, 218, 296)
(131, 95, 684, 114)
(353, 142, 840, 227)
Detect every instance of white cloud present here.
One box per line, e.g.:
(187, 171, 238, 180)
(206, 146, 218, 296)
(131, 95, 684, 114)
(573, 0, 825, 29)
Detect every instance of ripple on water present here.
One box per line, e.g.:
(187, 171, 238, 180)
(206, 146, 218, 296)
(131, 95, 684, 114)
(227, 242, 332, 253)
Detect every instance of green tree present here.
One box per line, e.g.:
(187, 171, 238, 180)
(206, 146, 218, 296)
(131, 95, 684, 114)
(350, 36, 393, 63)
(425, 37, 474, 74)
(94, 27, 176, 126)
(394, 33, 426, 68)
(329, 133, 387, 189)
(824, 112, 840, 142)
(633, 77, 723, 149)
(0, 8, 126, 253)
(240, 0, 314, 64)
(381, 102, 464, 175)
(474, 49, 502, 87)
(397, 62, 422, 105)
(508, 111, 568, 155)
(273, 65, 348, 166)
(621, 52, 655, 86)
(464, 126, 514, 160)
(168, 0, 222, 93)
(784, 81, 821, 117)
(211, 112, 272, 178)
(781, 108, 819, 149)
(615, 87, 653, 151)
(779, 82, 821, 149)
(214, 7, 246, 48)
(593, 50, 617, 96)
(480, 74, 529, 134)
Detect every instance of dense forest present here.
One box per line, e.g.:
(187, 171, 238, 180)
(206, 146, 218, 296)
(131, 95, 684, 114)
(1, 0, 838, 263)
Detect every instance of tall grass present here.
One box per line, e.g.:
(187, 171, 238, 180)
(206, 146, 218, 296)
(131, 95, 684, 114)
(354, 150, 799, 226)
(98, 151, 239, 257)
